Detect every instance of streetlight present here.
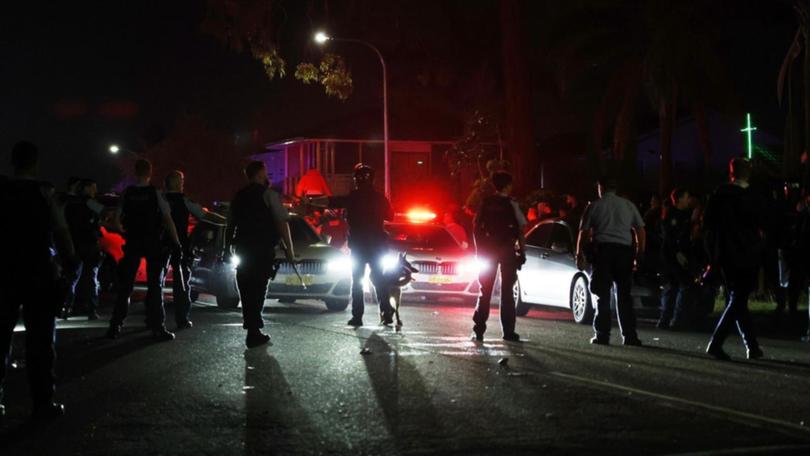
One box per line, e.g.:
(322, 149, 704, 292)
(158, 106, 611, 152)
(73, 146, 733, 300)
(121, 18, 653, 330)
(314, 30, 390, 198)
(109, 144, 121, 154)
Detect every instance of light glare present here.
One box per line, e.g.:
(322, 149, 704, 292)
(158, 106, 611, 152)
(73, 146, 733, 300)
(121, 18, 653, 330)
(314, 31, 330, 44)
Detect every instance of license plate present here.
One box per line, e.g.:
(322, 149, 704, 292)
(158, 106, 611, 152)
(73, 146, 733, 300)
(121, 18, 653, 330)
(427, 275, 454, 284)
(285, 275, 315, 286)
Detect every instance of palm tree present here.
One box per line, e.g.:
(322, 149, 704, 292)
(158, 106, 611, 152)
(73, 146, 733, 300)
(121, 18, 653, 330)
(547, 1, 731, 195)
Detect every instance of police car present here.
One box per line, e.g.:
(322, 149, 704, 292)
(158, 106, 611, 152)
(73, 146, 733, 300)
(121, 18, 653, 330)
(187, 212, 352, 310)
(516, 219, 658, 323)
(380, 210, 484, 305)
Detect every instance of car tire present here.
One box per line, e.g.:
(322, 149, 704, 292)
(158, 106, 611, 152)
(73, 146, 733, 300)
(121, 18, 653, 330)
(570, 274, 594, 325)
(278, 297, 296, 304)
(324, 299, 350, 311)
(515, 279, 530, 317)
(190, 290, 200, 303)
(216, 294, 240, 309)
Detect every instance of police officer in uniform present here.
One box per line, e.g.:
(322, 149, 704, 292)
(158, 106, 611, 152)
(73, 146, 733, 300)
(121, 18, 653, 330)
(224, 161, 295, 348)
(162, 170, 225, 329)
(63, 179, 105, 320)
(0, 141, 77, 419)
(471, 171, 527, 342)
(703, 158, 767, 360)
(576, 175, 645, 346)
(108, 159, 183, 341)
(317, 164, 394, 327)
(657, 187, 693, 330)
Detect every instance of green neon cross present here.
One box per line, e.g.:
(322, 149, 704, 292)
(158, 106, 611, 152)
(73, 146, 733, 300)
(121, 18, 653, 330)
(740, 113, 757, 159)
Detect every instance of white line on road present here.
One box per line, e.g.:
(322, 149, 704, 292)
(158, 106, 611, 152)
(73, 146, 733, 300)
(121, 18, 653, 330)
(550, 370, 810, 437)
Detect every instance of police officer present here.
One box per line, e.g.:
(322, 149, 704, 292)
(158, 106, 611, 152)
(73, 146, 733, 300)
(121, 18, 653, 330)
(224, 161, 295, 348)
(703, 158, 767, 360)
(471, 171, 527, 342)
(63, 178, 105, 320)
(0, 141, 78, 419)
(162, 170, 225, 329)
(108, 159, 183, 341)
(319, 164, 394, 327)
(576, 175, 645, 346)
(657, 187, 693, 330)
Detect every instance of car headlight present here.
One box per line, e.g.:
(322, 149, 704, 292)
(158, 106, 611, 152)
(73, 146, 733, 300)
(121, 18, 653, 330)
(380, 254, 399, 272)
(457, 257, 488, 276)
(326, 255, 353, 272)
(230, 255, 241, 268)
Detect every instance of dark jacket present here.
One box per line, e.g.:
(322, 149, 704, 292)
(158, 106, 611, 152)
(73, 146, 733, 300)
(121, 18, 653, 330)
(474, 194, 519, 255)
(661, 206, 692, 273)
(703, 183, 769, 271)
(331, 187, 393, 247)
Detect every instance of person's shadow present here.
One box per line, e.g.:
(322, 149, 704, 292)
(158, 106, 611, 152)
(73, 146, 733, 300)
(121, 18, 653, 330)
(242, 348, 326, 454)
(360, 332, 445, 452)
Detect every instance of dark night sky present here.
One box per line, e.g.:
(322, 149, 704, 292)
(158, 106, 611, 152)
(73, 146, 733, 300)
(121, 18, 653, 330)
(0, 1, 800, 190)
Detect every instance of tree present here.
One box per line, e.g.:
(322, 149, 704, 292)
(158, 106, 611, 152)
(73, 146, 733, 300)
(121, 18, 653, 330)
(547, 1, 731, 195)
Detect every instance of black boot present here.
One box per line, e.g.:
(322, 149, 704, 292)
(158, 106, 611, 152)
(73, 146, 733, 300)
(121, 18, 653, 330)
(246, 331, 271, 348)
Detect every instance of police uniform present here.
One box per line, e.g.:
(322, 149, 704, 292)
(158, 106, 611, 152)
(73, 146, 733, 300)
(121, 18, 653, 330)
(64, 194, 104, 318)
(0, 177, 73, 416)
(225, 182, 288, 333)
(472, 193, 526, 339)
(162, 192, 207, 327)
(658, 206, 693, 329)
(580, 191, 644, 344)
(109, 184, 174, 336)
(329, 186, 394, 324)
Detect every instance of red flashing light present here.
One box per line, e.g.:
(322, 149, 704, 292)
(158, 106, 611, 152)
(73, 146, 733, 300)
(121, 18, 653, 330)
(405, 209, 437, 223)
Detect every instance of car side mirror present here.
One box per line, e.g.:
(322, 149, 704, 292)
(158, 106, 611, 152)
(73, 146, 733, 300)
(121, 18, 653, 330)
(551, 242, 570, 254)
(322, 234, 333, 244)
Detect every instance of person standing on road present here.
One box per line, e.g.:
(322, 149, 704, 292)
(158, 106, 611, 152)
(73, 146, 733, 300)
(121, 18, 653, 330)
(471, 171, 527, 343)
(316, 164, 394, 327)
(62, 179, 105, 320)
(107, 159, 183, 341)
(703, 158, 769, 360)
(657, 187, 693, 330)
(224, 161, 295, 348)
(575, 175, 645, 346)
(0, 141, 78, 420)
(162, 170, 225, 330)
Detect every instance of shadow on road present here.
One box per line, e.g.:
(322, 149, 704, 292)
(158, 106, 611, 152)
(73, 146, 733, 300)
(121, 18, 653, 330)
(360, 332, 446, 452)
(243, 348, 329, 454)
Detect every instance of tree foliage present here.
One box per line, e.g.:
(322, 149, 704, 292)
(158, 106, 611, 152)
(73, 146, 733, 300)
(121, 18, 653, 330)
(444, 110, 500, 178)
(203, 0, 352, 100)
(295, 53, 353, 100)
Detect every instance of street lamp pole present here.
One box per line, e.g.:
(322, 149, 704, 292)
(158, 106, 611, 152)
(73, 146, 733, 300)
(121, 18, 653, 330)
(315, 33, 390, 198)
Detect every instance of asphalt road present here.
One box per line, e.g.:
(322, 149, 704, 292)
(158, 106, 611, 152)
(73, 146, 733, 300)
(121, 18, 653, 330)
(3, 294, 810, 455)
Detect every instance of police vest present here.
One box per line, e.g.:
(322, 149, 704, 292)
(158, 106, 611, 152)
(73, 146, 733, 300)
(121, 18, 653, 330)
(475, 194, 519, 248)
(0, 178, 55, 263)
(65, 196, 100, 247)
(230, 183, 279, 249)
(164, 192, 190, 246)
(121, 185, 163, 242)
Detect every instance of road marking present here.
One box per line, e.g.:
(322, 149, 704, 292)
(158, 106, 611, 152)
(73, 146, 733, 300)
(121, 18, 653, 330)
(550, 371, 810, 437)
(666, 444, 810, 456)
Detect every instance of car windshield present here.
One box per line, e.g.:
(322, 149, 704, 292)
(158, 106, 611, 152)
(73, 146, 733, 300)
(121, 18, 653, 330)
(290, 217, 321, 247)
(386, 224, 461, 252)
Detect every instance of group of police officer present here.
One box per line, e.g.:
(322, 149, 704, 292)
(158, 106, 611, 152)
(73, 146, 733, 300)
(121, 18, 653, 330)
(3, 137, 789, 423)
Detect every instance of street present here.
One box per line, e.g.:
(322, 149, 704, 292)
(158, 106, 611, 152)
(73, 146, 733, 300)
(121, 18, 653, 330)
(2, 295, 810, 455)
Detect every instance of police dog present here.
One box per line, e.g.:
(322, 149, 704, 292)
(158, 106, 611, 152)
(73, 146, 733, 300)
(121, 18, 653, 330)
(375, 252, 418, 328)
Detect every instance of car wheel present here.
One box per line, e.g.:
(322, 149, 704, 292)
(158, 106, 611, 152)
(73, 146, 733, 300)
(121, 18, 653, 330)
(570, 274, 594, 324)
(190, 290, 200, 303)
(216, 294, 240, 309)
(278, 297, 296, 304)
(324, 299, 350, 311)
(515, 279, 530, 317)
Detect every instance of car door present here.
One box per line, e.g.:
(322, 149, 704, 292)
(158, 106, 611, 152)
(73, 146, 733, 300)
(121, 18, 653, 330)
(520, 223, 553, 303)
(541, 223, 579, 306)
